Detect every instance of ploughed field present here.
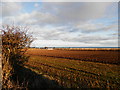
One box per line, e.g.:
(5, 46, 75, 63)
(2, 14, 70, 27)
(27, 48, 119, 64)
(24, 48, 120, 88)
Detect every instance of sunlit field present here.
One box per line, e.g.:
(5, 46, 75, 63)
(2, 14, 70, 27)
(24, 48, 120, 88)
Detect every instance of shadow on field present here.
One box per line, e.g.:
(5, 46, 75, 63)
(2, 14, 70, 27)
(31, 62, 100, 76)
(11, 65, 63, 89)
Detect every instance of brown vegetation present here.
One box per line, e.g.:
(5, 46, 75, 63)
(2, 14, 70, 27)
(1, 25, 33, 88)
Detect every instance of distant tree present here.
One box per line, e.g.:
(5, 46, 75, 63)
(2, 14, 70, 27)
(44, 47, 48, 49)
(1, 24, 33, 88)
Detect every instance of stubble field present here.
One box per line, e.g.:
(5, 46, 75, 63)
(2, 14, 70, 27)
(24, 48, 120, 88)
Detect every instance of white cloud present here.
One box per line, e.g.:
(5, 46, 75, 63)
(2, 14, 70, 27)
(2, 0, 40, 2)
(25, 24, 118, 47)
(2, 0, 119, 2)
(42, 0, 119, 2)
(1, 2, 118, 47)
(40, 2, 114, 23)
(31, 38, 118, 47)
(4, 11, 58, 25)
(1, 2, 22, 17)
(34, 3, 39, 7)
(2, 2, 116, 26)
(30, 40, 101, 47)
(76, 21, 118, 33)
(6, 2, 114, 26)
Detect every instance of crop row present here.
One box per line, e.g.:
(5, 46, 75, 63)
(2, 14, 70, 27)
(27, 49, 120, 64)
(25, 55, 120, 88)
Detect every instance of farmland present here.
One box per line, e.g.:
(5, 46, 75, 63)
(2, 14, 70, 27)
(24, 48, 120, 88)
(27, 48, 120, 64)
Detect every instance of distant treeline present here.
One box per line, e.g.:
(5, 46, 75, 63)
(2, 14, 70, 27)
(30, 47, 120, 48)
(30, 47, 120, 51)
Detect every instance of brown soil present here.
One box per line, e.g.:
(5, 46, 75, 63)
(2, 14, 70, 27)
(26, 49, 120, 65)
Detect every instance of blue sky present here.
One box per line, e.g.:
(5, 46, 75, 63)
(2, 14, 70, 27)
(1, 2, 118, 47)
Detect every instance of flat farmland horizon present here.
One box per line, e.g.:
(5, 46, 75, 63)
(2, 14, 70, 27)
(26, 48, 120, 65)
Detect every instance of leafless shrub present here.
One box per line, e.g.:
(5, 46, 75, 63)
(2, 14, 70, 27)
(1, 24, 33, 88)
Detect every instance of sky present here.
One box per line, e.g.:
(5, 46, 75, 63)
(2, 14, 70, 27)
(0, 2, 119, 47)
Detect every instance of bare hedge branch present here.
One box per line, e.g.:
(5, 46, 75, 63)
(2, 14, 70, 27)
(1, 24, 33, 88)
